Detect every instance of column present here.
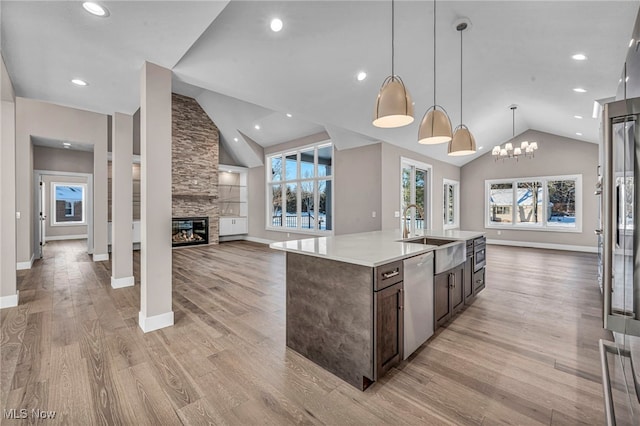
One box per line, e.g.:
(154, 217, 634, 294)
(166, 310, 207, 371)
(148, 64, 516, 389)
(138, 61, 173, 332)
(110, 112, 134, 288)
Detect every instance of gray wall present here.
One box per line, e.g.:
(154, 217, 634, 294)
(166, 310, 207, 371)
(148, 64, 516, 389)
(34, 145, 93, 174)
(381, 142, 461, 231)
(334, 143, 382, 235)
(42, 174, 88, 239)
(16, 97, 109, 262)
(460, 129, 598, 248)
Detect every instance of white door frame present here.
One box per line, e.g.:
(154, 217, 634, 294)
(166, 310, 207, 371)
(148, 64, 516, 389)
(33, 170, 94, 257)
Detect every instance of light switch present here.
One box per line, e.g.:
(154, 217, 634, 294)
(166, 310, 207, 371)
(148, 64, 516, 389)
(15, 212, 20, 219)
(394, 211, 400, 218)
(371, 211, 376, 218)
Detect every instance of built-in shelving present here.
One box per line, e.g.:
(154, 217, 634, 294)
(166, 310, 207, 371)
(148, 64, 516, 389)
(218, 165, 248, 237)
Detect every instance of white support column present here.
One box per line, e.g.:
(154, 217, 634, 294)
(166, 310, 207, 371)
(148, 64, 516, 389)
(0, 100, 18, 309)
(111, 112, 134, 288)
(138, 62, 173, 332)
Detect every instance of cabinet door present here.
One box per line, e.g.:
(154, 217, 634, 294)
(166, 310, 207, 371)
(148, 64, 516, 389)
(375, 282, 403, 379)
(463, 257, 474, 304)
(219, 217, 233, 236)
(434, 272, 451, 329)
(473, 268, 486, 295)
(451, 266, 465, 314)
(232, 217, 248, 234)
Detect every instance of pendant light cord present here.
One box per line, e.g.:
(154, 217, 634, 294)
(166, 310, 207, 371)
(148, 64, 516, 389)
(459, 25, 463, 125)
(433, 0, 436, 106)
(391, 0, 395, 78)
(512, 107, 516, 138)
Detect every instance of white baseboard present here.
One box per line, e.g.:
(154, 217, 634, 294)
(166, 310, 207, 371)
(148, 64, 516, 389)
(486, 239, 598, 253)
(138, 310, 174, 333)
(93, 253, 109, 262)
(242, 236, 275, 245)
(45, 234, 88, 242)
(16, 254, 34, 270)
(0, 291, 19, 309)
(111, 276, 134, 289)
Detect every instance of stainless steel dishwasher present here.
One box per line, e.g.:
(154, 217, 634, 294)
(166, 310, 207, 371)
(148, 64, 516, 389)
(403, 251, 434, 359)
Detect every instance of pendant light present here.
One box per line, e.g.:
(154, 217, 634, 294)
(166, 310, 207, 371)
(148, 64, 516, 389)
(449, 19, 476, 156)
(418, 0, 452, 144)
(373, 0, 414, 128)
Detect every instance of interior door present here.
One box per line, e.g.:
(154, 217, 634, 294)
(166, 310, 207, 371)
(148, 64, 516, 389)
(38, 177, 46, 258)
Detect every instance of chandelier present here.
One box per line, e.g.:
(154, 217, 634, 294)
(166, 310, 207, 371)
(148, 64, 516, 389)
(492, 105, 538, 161)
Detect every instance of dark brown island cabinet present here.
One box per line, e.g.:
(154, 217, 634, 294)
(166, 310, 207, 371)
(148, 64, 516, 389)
(281, 232, 486, 390)
(437, 236, 486, 330)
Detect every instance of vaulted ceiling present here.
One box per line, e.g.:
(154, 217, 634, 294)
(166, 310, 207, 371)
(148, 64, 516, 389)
(2, 1, 637, 166)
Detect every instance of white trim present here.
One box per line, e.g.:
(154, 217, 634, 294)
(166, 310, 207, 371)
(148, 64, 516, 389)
(111, 276, 134, 288)
(485, 174, 582, 233)
(265, 141, 334, 235)
(242, 236, 275, 245)
(45, 234, 88, 242)
(0, 292, 19, 309)
(93, 253, 109, 262)
(107, 152, 141, 164)
(443, 178, 460, 230)
(400, 156, 433, 232)
(138, 311, 174, 333)
(16, 254, 34, 270)
(487, 239, 597, 253)
(50, 182, 87, 226)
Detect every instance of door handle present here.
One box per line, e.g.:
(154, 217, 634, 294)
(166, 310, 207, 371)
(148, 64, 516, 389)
(595, 229, 603, 235)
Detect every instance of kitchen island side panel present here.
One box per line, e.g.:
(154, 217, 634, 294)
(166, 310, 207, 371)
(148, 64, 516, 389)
(286, 252, 374, 389)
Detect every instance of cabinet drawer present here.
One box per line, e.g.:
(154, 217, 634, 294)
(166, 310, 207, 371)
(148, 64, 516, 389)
(375, 260, 403, 291)
(473, 268, 485, 294)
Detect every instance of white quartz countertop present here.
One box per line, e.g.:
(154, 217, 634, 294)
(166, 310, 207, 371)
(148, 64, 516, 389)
(269, 229, 484, 267)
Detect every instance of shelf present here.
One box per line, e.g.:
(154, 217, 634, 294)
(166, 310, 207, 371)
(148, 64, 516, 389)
(218, 184, 247, 188)
(218, 200, 246, 204)
(173, 193, 217, 199)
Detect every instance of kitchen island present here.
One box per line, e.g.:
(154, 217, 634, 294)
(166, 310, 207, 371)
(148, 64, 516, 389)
(270, 229, 485, 390)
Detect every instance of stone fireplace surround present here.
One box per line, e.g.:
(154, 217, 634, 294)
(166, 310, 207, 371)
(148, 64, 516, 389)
(171, 93, 220, 245)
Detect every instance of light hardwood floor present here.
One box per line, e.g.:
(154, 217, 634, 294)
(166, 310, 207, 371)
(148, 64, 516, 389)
(0, 240, 627, 425)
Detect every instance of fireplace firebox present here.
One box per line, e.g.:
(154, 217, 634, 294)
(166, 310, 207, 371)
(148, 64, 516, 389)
(172, 217, 209, 247)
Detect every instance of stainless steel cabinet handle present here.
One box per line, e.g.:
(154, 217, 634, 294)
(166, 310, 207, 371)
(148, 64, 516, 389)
(382, 270, 399, 279)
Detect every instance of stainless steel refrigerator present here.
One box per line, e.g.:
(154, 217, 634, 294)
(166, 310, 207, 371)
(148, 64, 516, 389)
(601, 97, 640, 425)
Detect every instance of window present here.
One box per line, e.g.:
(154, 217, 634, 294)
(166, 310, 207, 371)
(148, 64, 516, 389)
(401, 158, 432, 234)
(266, 142, 333, 233)
(443, 179, 459, 230)
(486, 175, 581, 232)
(52, 183, 86, 225)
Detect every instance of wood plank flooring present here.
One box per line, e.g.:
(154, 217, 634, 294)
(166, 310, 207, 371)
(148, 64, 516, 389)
(0, 240, 630, 425)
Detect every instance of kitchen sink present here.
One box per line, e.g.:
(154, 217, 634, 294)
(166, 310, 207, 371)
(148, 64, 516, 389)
(405, 237, 466, 274)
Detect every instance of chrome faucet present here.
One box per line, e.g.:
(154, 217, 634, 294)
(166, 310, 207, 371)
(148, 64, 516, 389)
(402, 203, 425, 239)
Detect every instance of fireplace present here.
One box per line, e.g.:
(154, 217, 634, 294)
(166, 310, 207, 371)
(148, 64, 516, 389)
(172, 217, 209, 247)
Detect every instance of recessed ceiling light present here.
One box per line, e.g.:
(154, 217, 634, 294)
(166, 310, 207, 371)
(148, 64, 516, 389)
(254, 124, 261, 130)
(63, 142, 71, 146)
(233, 137, 238, 142)
(286, 113, 292, 118)
(478, 146, 484, 150)
(71, 78, 88, 86)
(576, 132, 583, 136)
(574, 115, 583, 119)
(270, 18, 283, 32)
(64, 145, 71, 149)
(572, 53, 587, 61)
(573, 87, 587, 93)
(626, 76, 630, 82)
(228, 170, 232, 173)
(82, 2, 109, 17)
(630, 38, 635, 48)
(356, 71, 367, 81)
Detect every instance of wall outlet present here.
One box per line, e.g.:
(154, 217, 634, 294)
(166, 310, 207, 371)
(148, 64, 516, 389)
(371, 211, 376, 218)
(15, 212, 20, 219)
(287, 233, 290, 238)
(497, 230, 502, 235)
(394, 211, 400, 218)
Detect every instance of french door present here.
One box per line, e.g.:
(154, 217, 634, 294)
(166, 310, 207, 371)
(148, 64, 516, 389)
(401, 158, 431, 235)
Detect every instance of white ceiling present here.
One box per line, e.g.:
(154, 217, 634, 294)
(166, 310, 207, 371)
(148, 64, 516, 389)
(2, 1, 638, 167)
(32, 136, 94, 152)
